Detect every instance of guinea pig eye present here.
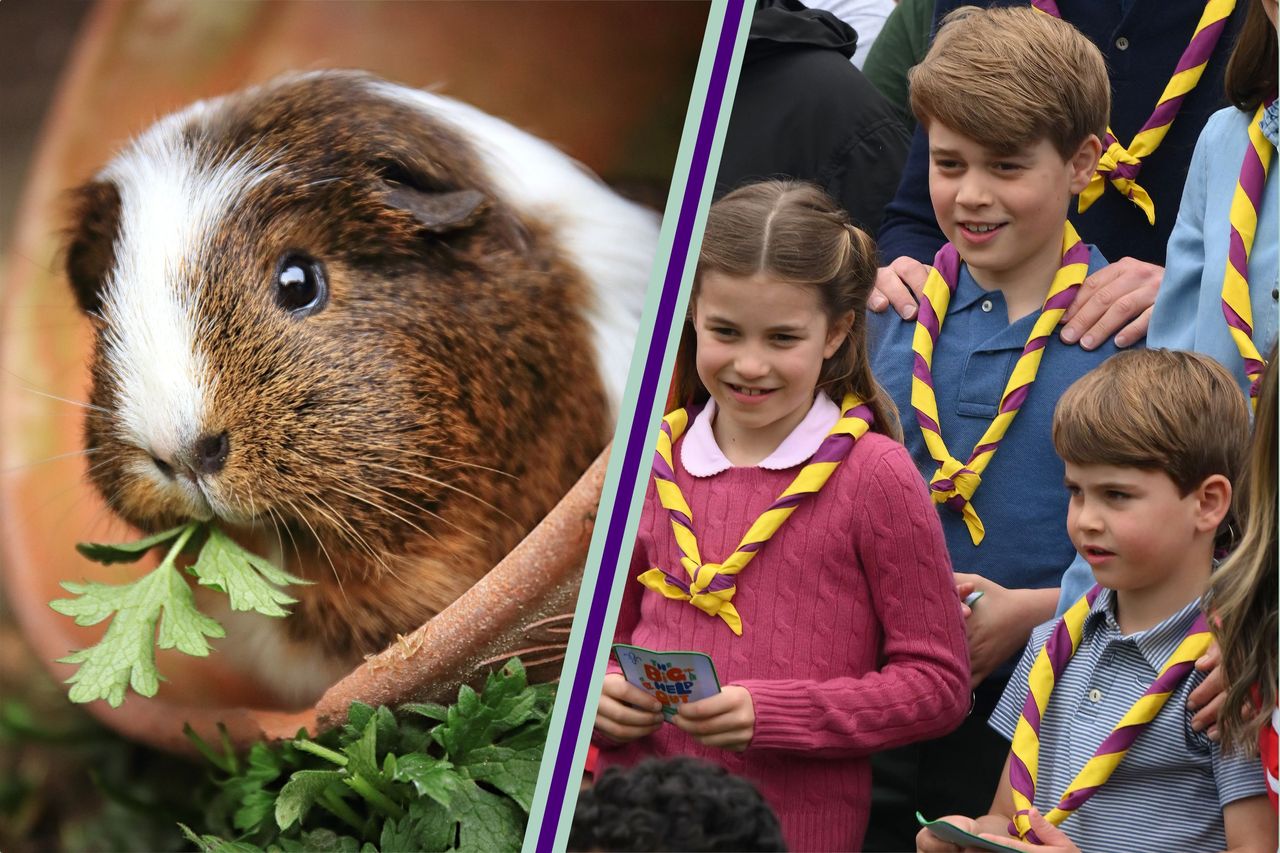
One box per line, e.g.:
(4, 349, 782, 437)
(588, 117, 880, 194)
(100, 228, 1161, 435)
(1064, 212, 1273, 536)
(273, 253, 327, 317)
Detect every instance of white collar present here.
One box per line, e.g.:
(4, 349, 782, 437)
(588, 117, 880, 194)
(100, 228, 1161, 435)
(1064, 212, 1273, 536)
(680, 393, 841, 477)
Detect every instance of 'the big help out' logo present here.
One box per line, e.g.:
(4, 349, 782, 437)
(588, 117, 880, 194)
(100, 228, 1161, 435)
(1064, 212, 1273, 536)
(613, 645, 721, 718)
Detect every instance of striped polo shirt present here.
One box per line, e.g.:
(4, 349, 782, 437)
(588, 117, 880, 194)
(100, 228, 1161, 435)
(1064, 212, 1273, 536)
(990, 588, 1267, 853)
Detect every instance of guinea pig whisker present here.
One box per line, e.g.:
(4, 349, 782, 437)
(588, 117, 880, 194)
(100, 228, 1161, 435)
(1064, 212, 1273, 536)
(357, 442, 517, 480)
(15, 382, 111, 415)
(362, 462, 516, 525)
(334, 476, 483, 545)
(1, 446, 100, 476)
(326, 482, 440, 547)
(278, 494, 348, 604)
(306, 490, 400, 581)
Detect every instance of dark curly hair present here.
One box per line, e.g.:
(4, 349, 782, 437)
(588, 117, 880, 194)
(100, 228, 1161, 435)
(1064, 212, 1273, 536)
(568, 757, 787, 852)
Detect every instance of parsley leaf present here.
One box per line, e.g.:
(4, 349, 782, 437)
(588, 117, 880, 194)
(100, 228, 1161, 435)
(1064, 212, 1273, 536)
(188, 660, 553, 851)
(51, 521, 308, 707)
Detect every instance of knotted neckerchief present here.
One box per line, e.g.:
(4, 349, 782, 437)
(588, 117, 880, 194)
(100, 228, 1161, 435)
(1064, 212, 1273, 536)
(1032, 0, 1236, 224)
(635, 394, 873, 635)
(1221, 99, 1275, 406)
(1007, 585, 1212, 843)
(911, 222, 1088, 545)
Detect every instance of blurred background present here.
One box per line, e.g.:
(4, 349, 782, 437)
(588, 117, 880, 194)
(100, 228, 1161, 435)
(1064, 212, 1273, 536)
(0, 2, 707, 848)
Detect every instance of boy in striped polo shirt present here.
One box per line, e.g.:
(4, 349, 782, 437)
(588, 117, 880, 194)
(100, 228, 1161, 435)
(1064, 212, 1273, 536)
(917, 350, 1274, 853)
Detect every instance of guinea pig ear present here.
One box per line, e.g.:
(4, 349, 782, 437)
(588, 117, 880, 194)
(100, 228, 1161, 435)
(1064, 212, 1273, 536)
(64, 180, 122, 316)
(375, 159, 487, 234)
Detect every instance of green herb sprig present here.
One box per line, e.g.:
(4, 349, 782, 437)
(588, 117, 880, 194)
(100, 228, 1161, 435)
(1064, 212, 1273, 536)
(182, 659, 552, 852)
(50, 522, 308, 708)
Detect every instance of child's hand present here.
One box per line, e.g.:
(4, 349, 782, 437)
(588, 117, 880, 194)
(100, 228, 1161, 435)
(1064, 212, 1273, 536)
(955, 573, 1056, 689)
(979, 808, 1081, 852)
(1189, 640, 1224, 740)
(673, 685, 755, 751)
(595, 673, 663, 742)
(915, 815, 977, 852)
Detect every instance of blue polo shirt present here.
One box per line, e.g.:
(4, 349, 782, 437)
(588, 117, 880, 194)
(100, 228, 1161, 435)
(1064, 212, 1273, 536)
(867, 246, 1127, 598)
(990, 588, 1266, 853)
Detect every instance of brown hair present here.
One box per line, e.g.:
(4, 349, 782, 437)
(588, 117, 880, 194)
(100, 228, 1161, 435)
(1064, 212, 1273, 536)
(669, 180, 901, 441)
(909, 6, 1110, 158)
(1053, 350, 1250, 499)
(1205, 351, 1278, 757)
(1225, 0, 1279, 111)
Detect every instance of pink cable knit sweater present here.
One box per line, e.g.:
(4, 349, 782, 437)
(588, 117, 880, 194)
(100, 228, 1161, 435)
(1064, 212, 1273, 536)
(596, 430, 970, 852)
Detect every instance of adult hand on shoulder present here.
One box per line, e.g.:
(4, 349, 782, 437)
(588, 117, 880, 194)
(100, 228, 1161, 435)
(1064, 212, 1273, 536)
(595, 673, 663, 743)
(956, 573, 1055, 689)
(1059, 257, 1162, 349)
(979, 808, 1081, 853)
(869, 256, 929, 320)
(673, 684, 755, 751)
(1189, 640, 1225, 740)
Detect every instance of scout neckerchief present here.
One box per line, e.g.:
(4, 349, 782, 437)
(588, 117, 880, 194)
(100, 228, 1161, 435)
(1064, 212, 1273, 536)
(911, 222, 1088, 545)
(1032, 0, 1236, 224)
(636, 393, 873, 635)
(1007, 585, 1212, 843)
(1221, 99, 1275, 406)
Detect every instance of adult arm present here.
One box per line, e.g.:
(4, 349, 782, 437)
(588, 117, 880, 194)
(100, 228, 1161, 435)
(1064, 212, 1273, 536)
(1145, 110, 1212, 352)
(733, 444, 970, 757)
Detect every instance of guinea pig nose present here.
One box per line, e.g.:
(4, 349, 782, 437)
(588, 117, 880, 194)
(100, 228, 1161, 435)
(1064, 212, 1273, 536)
(192, 431, 230, 476)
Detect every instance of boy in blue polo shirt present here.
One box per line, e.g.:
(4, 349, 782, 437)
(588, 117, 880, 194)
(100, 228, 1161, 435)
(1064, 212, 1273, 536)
(916, 349, 1273, 853)
(864, 7, 1132, 846)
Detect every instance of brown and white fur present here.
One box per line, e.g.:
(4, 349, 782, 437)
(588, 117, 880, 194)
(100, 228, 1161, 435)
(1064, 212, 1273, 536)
(63, 71, 655, 705)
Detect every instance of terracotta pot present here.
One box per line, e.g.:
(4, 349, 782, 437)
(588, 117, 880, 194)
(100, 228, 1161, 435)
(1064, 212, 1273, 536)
(0, 0, 702, 754)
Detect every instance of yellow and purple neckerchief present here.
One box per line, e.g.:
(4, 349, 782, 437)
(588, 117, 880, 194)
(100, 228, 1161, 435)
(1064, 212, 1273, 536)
(1033, 0, 1236, 225)
(1007, 584, 1212, 842)
(911, 222, 1088, 545)
(636, 393, 873, 636)
(1222, 99, 1275, 406)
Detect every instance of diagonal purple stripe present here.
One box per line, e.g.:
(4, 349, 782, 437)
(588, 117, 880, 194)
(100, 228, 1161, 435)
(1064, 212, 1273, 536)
(1109, 160, 1143, 182)
(1056, 783, 1103, 813)
(1019, 691, 1042, 733)
(1139, 93, 1186, 140)
(1229, 222, 1252, 277)
(669, 509, 693, 530)
(915, 410, 941, 435)
(1001, 382, 1031, 414)
(1241, 144, 1268, 199)
(707, 573, 735, 592)
(913, 353, 935, 384)
(972, 441, 1000, 457)
(1045, 622, 1077, 678)
(917, 298, 943, 340)
(1009, 750, 1037, 797)
(811, 433, 854, 464)
(933, 243, 962, 287)
(1043, 288, 1078, 312)
(1177, 18, 1228, 71)
(536, 4, 747, 847)
(1223, 300, 1255, 337)
(653, 453, 676, 482)
(663, 571, 691, 595)
(1063, 241, 1090, 265)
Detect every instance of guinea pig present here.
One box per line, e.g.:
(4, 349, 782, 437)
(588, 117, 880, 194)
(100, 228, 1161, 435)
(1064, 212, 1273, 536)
(62, 70, 657, 705)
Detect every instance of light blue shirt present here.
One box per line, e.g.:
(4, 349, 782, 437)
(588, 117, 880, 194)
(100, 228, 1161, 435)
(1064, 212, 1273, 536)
(1148, 102, 1280, 391)
(992, 589, 1267, 853)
